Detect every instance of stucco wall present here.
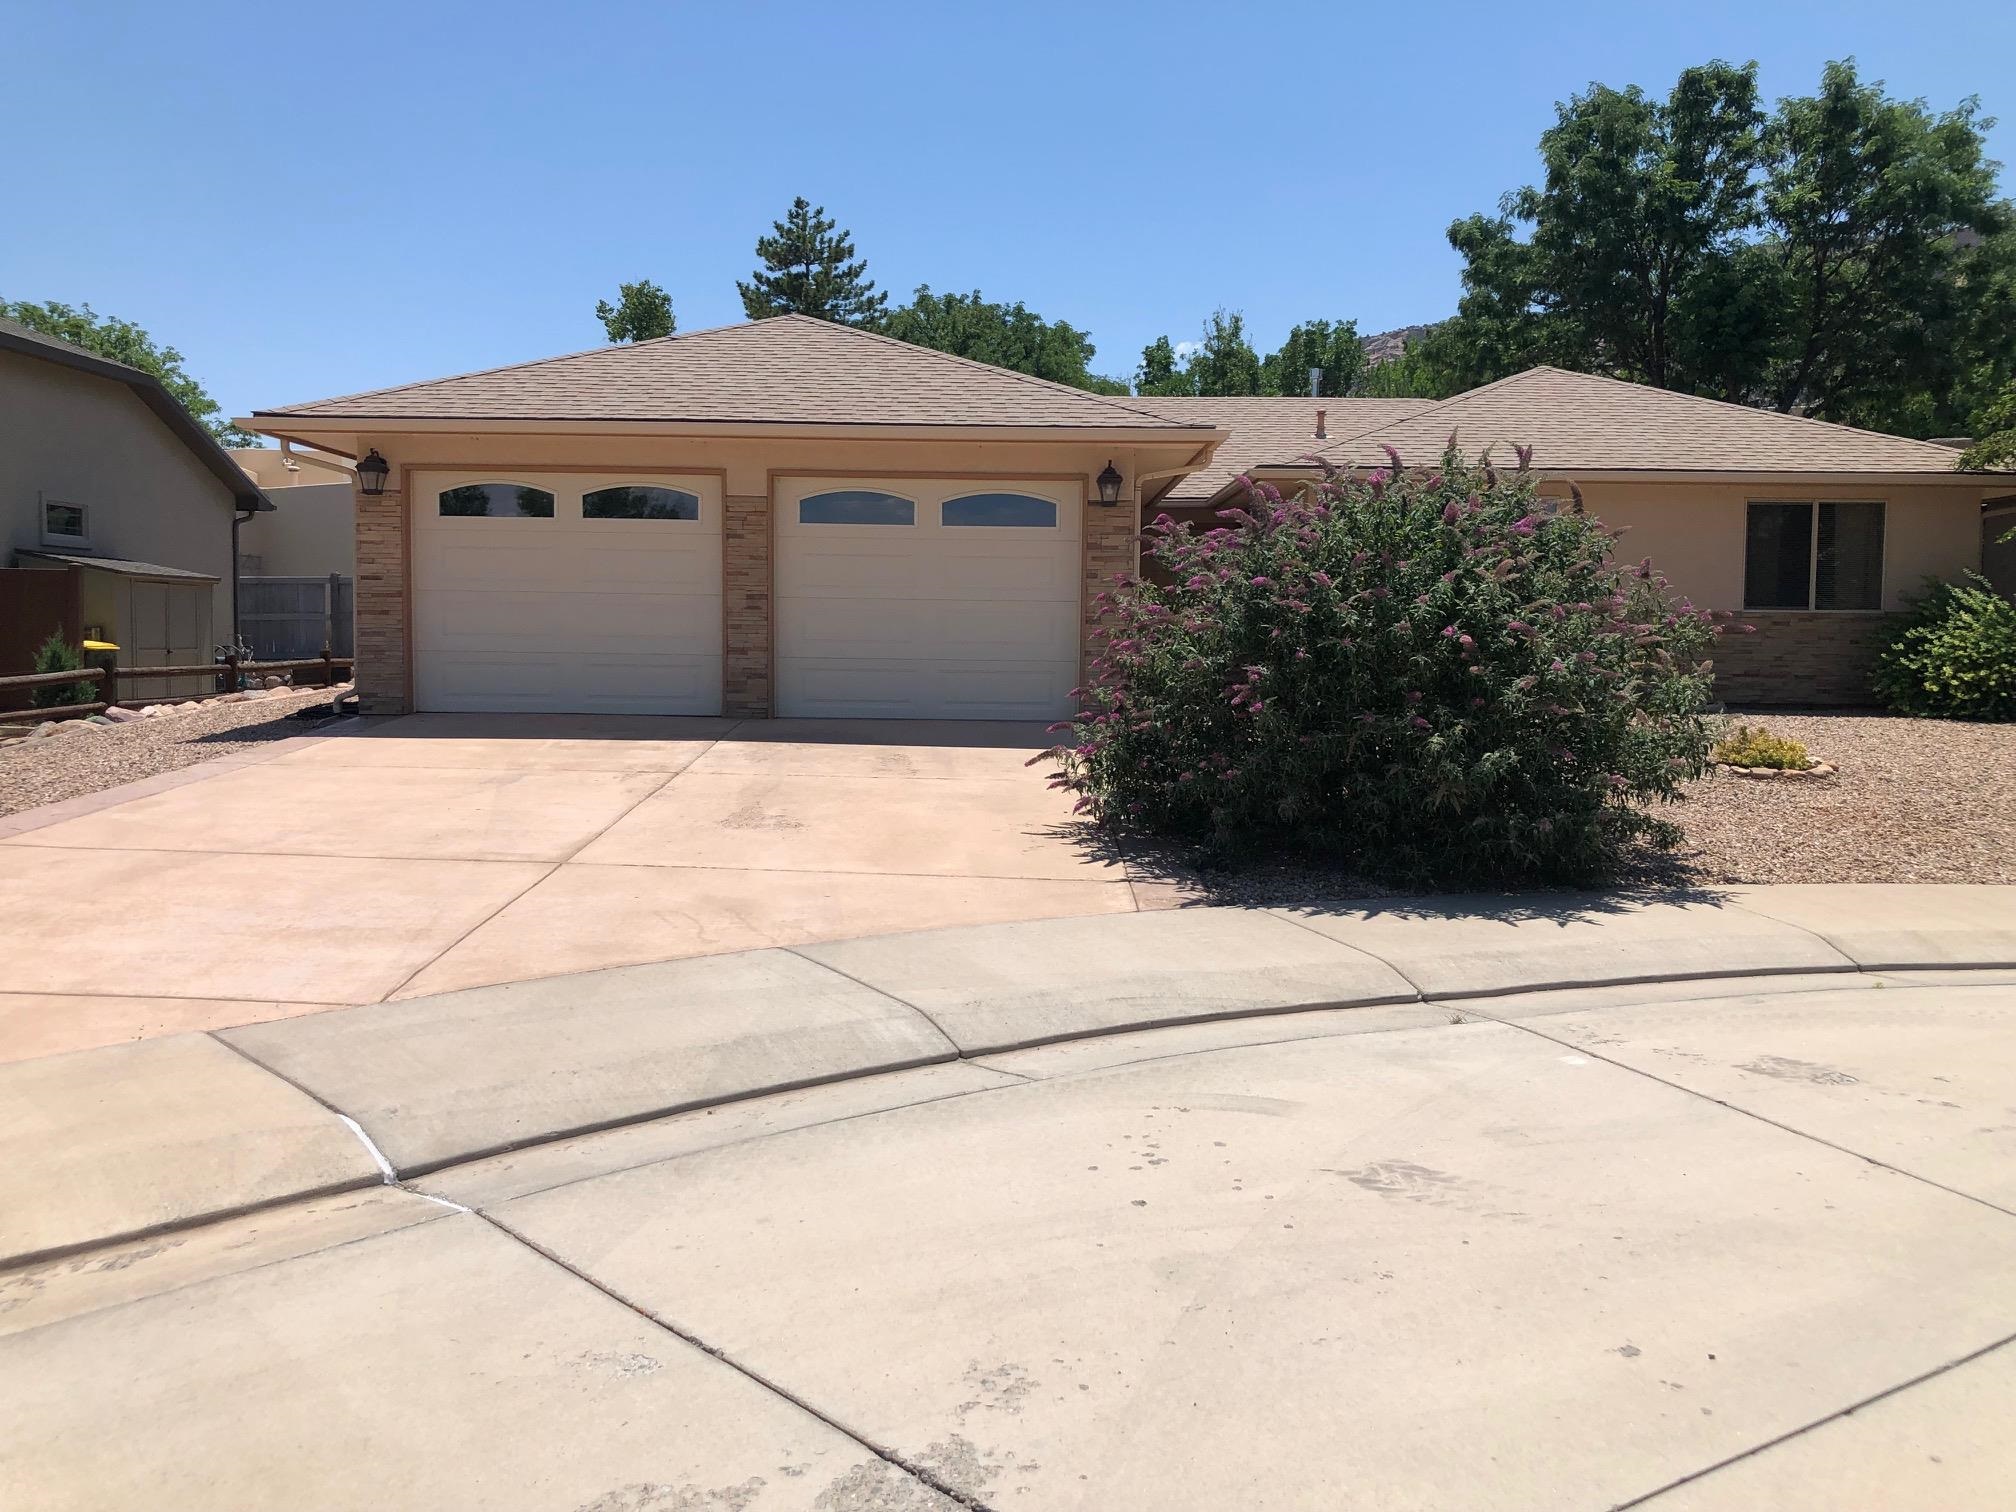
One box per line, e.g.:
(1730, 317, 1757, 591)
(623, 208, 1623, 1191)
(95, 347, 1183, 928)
(0, 349, 236, 649)
(1577, 479, 1981, 612)
(238, 480, 357, 576)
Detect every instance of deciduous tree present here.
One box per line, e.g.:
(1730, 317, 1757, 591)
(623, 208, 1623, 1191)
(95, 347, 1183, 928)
(1262, 319, 1366, 396)
(594, 279, 674, 342)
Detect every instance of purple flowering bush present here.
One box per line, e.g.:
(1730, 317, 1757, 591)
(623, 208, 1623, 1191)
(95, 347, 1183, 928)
(1048, 446, 1723, 883)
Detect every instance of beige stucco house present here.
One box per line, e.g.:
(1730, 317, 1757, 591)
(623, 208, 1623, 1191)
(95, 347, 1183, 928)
(1, 316, 270, 698)
(244, 317, 2007, 717)
(230, 444, 356, 578)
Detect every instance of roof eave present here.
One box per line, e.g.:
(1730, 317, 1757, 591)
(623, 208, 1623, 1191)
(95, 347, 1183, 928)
(239, 415, 1227, 448)
(1247, 461, 1991, 486)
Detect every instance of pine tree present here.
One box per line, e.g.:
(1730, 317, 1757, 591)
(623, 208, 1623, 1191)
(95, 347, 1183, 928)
(737, 197, 888, 325)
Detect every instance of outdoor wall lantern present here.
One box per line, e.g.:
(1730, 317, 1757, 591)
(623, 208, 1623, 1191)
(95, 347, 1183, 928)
(1095, 461, 1124, 507)
(357, 449, 390, 496)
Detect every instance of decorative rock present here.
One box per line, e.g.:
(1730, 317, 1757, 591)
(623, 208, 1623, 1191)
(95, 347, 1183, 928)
(262, 675, 286, 690)
(1718, 761, 1837, 781)
(102, 706, 146, 724)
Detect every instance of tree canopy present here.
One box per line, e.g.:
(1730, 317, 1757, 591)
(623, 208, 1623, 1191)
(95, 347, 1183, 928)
(1, 297, 259, 445)
(738, 197, 887, 325)
(1261, 319, 1367, 396)
(1419, 57, 2010, 435)
(880, 286, 1126, 393)
(595, 279, 674, 342)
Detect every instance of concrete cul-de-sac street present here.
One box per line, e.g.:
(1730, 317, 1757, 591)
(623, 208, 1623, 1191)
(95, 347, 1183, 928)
(2, 715, 2016, 1509)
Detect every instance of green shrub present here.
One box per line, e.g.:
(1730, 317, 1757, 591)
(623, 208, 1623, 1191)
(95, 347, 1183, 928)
(1712, 725, 1811, 769)
(28, 629, 95, 709)
(1047, 444, 1723, 884)
(1872, 575, 2016, 721)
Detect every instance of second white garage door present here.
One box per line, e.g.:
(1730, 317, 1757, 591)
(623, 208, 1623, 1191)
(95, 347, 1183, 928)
(411, 471, 723, 714)
(775, 477, 1081, 719)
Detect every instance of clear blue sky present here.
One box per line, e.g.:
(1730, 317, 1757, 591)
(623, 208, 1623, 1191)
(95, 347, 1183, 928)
(4, 0, 2010, 423)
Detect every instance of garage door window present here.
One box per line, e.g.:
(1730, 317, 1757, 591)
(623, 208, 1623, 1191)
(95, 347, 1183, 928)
(799, 489, 914, 525)
(942, 492, 1057, 528)
(583, 485, 701, 521)
(439, 483, 555, 518)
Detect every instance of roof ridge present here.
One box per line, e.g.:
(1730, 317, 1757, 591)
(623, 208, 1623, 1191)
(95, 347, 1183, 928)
(807, 317, 1204, 426)
(256, 317, 768, 416)
(1529, 366, 1968, 461)
(1321, 367, 1549, 456)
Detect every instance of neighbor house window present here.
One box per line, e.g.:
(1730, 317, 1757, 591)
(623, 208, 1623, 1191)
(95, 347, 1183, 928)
(41, 499, 88, 546)
(798, 490, 914, 525)
(942, 492, 1057, 528)
(438, 483, 555, 518)
(1743, 501, 1884, 610)
(583, 485, 700, 520)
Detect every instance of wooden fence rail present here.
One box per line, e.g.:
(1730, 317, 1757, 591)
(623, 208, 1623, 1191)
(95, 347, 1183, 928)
(0, 654, 355, 726)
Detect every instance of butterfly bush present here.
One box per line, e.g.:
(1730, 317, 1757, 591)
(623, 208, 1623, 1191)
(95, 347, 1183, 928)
(1045, 443, 1724, 883)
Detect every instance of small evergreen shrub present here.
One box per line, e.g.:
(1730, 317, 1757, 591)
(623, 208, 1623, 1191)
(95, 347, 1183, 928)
(1712, 725, 1811, 769)
(1046, 445, 1723, 885)
(28, 629, 95, 709)
(1872, 576, 2016, 721)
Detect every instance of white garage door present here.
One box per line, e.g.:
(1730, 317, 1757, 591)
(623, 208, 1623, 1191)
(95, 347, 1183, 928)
(776, 477, 1081, 719)
(411, 471, 723, 714)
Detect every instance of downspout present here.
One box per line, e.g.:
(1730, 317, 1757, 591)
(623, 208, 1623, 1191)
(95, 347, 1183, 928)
(230, 503, 259, 652)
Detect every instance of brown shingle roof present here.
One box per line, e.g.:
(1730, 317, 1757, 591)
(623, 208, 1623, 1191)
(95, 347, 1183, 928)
(256, 315, 1206, 431)
(1313, 367, 1978, 477)
(1127, 396, 1436, 501)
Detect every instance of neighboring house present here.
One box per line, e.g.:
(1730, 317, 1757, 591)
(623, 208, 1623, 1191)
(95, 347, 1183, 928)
(1, 316, 271, 702)
(229, 445, 356, 577)
(244, 318, 2009, 718)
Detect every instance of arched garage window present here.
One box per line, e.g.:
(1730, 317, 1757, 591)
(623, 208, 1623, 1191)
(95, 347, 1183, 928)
(439, 483, 554, 518)
(799, 490, 915, 525)
(583, 485, 700, 520)
(942, 492, 1057, 527)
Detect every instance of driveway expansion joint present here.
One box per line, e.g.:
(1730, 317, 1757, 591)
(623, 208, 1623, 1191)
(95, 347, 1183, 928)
(1449, 993, 2016, 1223)
(478, 1207, 1000, 1511)
(1614, 1330, 2016, 1509)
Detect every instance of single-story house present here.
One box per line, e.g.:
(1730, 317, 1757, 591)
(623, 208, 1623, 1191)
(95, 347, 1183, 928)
(244, 316, 2010, 718)
(2, 316, 271, 702)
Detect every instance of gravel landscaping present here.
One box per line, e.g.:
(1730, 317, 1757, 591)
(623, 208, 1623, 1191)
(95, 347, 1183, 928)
(1112, 710, 2016, 901)
(0, 687, 349, 819)
(1668, 712, 2016, 885)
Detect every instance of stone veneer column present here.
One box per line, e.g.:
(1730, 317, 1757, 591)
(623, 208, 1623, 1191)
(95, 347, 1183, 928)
(723, 493, 773, 717)
(352, 473, 410, 716)
(1080, 484, 1140, 687)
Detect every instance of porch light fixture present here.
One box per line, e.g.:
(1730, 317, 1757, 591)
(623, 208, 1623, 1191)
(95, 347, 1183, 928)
(1095, 461, 1124, 507)
(357, 449, 390, 496)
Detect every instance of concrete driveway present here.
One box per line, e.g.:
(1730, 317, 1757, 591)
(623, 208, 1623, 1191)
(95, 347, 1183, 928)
(0, 714, 1140, 1061)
